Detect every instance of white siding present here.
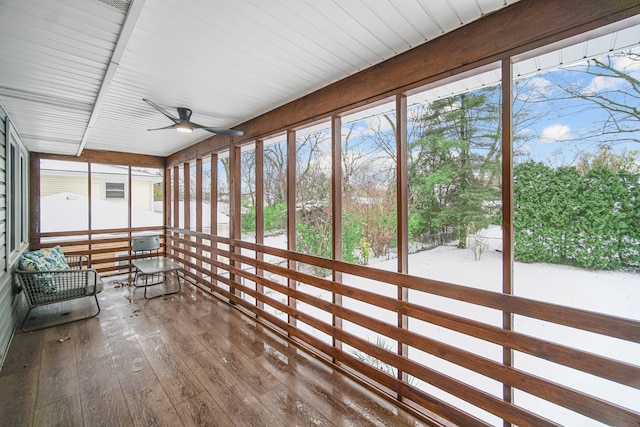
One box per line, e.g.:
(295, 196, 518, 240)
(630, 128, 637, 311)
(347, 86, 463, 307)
(0, 103, 19, 369)
(41, 175, 90, 197)
(132, 179, 152, 211)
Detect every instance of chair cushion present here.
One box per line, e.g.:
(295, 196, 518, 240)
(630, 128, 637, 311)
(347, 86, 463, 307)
(19, 245, 70, 272)
(43, 245, 70, 270)
(19, 246, 71, 293)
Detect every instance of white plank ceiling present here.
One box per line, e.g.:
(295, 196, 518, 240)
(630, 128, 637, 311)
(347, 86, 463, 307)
(0, 0, 637, 157)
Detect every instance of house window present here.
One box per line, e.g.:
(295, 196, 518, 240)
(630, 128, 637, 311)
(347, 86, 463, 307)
(105, 182, 125, 199)
(6, 119, 29, 269)
(9, 144, 16, 253)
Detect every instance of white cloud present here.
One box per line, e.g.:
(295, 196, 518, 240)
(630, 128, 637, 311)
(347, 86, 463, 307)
(540, 124, 572, 142)
(584, 75, 626, 94)
(611, 53, 640, 73)
(584, 52, 640, 94)
(528, 76, 553, 94)
(360, 115, 394, 136)
(516, 76, 555, 101)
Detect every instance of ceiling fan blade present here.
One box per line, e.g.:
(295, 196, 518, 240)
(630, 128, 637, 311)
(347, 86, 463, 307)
(203, 128, 244, 136)
(202, 127, 245, 136)
(143, 98, 179, 123)
(147, 124, 177, 131)
(191, 122, 244, 136)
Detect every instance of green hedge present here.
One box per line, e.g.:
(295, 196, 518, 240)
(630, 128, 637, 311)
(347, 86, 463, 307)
(514, 162, 640, 271)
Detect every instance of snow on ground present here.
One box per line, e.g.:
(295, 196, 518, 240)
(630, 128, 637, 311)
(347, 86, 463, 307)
(41, 192, 162, 232)
(257, 228, 640, 426)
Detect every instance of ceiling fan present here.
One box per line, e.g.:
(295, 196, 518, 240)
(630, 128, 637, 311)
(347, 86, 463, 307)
(142, 98, 244, 136)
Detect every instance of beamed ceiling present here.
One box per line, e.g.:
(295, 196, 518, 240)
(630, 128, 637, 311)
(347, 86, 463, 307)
(0, 0, 638, 158)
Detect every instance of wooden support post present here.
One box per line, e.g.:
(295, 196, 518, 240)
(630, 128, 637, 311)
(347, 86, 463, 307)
(29, 153, 40, 247)
(127, 165, 133, 275)
(501, 57, 515, 427)
(183, 162, 191, 231)
(164, 166, 171, 256)
(127, 166, 132, 229)
(172, 165, 179, 257)
(256, 140, 265, 310)
(229, 145, 241, 300)
(211, 153, 218, 282)
(87, 162, 93, 266)
(287, 129, 297, 329)
(332, 115, 343, 354)
(396, 94, 409, 393)
(196, 158, 203, 278)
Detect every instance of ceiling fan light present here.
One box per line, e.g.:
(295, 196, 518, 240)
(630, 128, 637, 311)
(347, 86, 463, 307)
(175, 122, 193, 133)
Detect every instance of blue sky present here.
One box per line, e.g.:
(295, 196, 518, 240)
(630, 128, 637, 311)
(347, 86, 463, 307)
(513, 48, 640, 166)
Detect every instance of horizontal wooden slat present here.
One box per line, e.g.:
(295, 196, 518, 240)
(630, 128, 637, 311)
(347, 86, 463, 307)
(234, 240, 640, 344)
(33, 225, 162, 239)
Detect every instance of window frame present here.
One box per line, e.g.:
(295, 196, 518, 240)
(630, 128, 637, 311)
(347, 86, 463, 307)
(5, 118, 29, 269)
(105, 181, 126, 200)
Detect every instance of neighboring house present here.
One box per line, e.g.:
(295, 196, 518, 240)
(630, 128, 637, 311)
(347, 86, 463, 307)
(39, 159, 162, 213)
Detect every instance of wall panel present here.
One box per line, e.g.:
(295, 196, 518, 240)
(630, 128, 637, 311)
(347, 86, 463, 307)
(0, 103, 18, 368)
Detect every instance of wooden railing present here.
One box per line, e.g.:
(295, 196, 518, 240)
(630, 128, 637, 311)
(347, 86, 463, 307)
(165, 227, 640, 427)
(31, 226, 165, 276)
(28, 226, 640, 425)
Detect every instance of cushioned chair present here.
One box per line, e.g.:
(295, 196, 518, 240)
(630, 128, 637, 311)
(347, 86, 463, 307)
(15, 246, 103, 332)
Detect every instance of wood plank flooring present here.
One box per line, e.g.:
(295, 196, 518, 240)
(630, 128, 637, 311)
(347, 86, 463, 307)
(0, 276, 432, 426)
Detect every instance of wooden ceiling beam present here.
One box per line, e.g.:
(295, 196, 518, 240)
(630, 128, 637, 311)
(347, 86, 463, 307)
(36, 148, 165, 169)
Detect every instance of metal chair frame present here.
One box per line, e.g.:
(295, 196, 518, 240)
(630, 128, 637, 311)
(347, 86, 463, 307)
(16, 254, 103, 332)
(131, 235, 182, 299)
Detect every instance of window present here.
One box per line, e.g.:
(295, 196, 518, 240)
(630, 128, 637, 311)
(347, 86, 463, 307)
(105, 182, 125, 199)
(131, 167, 163, 228)
(511, 42, 640, 424)
(93, 164, 128, 230)
(39, 159, 88, 233)
(341, 99, 397, 266)
(6, 119, 29, 268)
(295, 121, 333, 263)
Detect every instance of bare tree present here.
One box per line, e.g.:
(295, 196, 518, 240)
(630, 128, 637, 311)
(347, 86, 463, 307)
(349, 183, 397, 258)
(296, 131, 330, 204)
(550, 51, 640, 146)
(264, 141, 287, 206)
(295, 130, 333, 260)
(239, 149, 256, 207)
(340, 116, 398, 260)
(201, 169, 211, 202)
(342, 122, 367, 192)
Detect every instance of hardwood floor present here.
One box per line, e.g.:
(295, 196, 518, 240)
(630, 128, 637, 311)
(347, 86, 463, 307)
(0, 277, 431, 426)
